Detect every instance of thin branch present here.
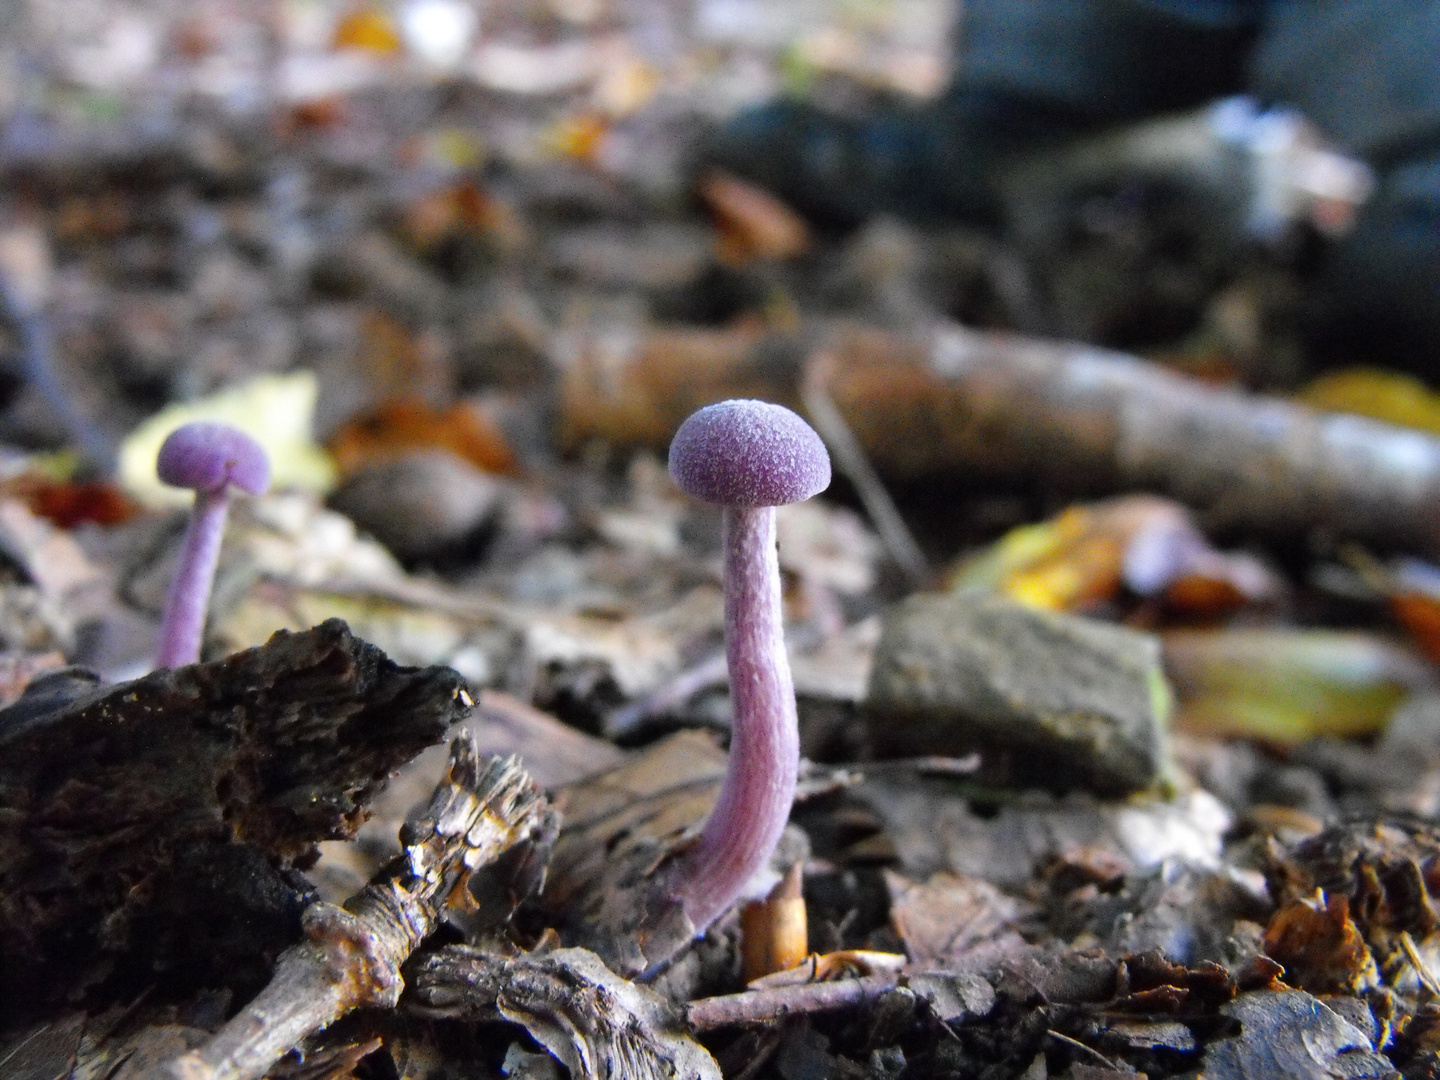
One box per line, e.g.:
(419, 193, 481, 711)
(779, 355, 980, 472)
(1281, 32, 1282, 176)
(1400, 931, 1440, 997)
(162, 741, 550, 1080)
(802, 356, 931, 587)
(685, 975, 900, 1031)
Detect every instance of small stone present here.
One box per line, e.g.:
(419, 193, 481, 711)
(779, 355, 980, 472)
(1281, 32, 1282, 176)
(863, 593, 1171, 795)
(328, 449, 502, 564)
(1203, 991, 1396, 1080)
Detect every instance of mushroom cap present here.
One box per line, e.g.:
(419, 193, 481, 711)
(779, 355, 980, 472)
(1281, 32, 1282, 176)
(157, 422, 272, 496)
(669, 399, 830, 507)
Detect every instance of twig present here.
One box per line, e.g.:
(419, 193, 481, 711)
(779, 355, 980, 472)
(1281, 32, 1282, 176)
(162, 740, 550, 1080)
(1400, 931, 1440, 997)
(1047, 1029, 1120, 1070)
(605, 651, 729, 737)
(685, 974, 900, 1031)
(558, 318, 1440, 556)
(0, 274, 114, 471)
(802, 356, 931, 586)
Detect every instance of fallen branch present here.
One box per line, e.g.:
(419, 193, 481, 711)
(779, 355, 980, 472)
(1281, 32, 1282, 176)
(557, 318, 1440, 556)
(162, 742, 551, 1080)
(823, 323, 1440, 555)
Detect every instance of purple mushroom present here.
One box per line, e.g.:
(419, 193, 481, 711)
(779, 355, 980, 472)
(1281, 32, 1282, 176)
(664, 399, 831, 935)
(154, 422, 271, 668)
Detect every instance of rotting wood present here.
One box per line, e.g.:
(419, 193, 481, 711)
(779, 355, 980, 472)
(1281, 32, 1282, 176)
(823, 323, 1440, 555)
(161, 741, 552, 1080)
(557, 317, 1440, 556)
(0, 619, 468, 1017)
(411, 944, 722, 1080)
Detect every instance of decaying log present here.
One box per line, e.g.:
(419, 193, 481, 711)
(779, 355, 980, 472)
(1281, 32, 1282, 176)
(164, 742, 552, 1080)
(555, 324, 804, 451)
(557, 318, 1440, 556)
(821, 324, 1440, 555)
(0, 619, 468, 1015)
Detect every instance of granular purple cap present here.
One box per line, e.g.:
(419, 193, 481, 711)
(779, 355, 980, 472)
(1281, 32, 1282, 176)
(669, 399, 830, 507)
(157, 422, 272, 496)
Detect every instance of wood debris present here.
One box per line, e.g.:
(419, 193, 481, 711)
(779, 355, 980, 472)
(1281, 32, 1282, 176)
(165, 742, 552, 1080)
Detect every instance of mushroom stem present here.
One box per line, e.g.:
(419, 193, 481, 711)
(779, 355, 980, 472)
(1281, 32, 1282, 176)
(667, 504, 799, 934)
(155, 487, 230, 668)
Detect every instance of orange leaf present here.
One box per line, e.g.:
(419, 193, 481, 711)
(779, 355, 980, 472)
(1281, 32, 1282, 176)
(332, 7, 402, 53)
(698, 169, 810, 264)
(3, 476, 138, 528)
(328, 398, 519, 478)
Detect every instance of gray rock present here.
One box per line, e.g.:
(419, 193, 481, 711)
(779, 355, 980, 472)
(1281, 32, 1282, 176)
(328, 449, 503, 564)
(863, 593, 1171, 795)
(1204, 991, 1396, 1080)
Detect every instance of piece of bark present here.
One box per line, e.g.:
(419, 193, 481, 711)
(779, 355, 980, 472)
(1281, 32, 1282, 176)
(411, 944, 721, 1080)
(542, 729, 729, 977)
(822, 323, 1440, 555)
(0, 618, 467, 1015)
(164, 741, 552, 1080)
(540, 728, 836, 978)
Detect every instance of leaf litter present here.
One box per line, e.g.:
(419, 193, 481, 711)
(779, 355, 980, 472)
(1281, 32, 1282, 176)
(4, 0, 1440, 1077)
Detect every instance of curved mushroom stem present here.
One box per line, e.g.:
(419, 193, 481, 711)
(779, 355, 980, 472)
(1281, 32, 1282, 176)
(155, 487, 231, 668)
(666, 505, 799, 934)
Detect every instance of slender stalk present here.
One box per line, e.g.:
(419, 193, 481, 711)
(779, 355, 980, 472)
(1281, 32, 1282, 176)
(154, 489, 228, 668)
(666, 505, 798, 934)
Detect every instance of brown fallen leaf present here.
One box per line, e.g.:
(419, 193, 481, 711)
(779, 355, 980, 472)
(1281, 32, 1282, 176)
(1264, 890, 1381, 995)
(327, 398, 520, 479)
(885, 869, 1028, 967)
(541, 729, 728, 977)
(697, 169, 810, 264)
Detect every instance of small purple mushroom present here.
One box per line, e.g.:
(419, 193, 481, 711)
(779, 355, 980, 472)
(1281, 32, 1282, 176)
(154, 422, 271, 668)
(664, 399, 831, 935)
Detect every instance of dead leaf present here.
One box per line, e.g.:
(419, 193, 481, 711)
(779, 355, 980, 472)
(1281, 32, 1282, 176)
(949, 495, 1275, 615)
(1264, 890, 1380, 994)
(327, 398, 519, 479)
(885, 870, 1027, 966)
(332, 7, 402, 53)
(698, 170, 810, 263)
(1298, 367, 1440, 436)
(1165, 629, 1432, 745)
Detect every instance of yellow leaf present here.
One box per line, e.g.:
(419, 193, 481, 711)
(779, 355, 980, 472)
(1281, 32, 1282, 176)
(119, 372, 337, 507)
(1164, 629, 1430, 745)
(332, 6, 402, 53)
(1297, 367, 1440, 435)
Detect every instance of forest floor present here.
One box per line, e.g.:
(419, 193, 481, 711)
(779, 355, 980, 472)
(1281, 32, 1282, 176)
(2, 2, 1440, 1079)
